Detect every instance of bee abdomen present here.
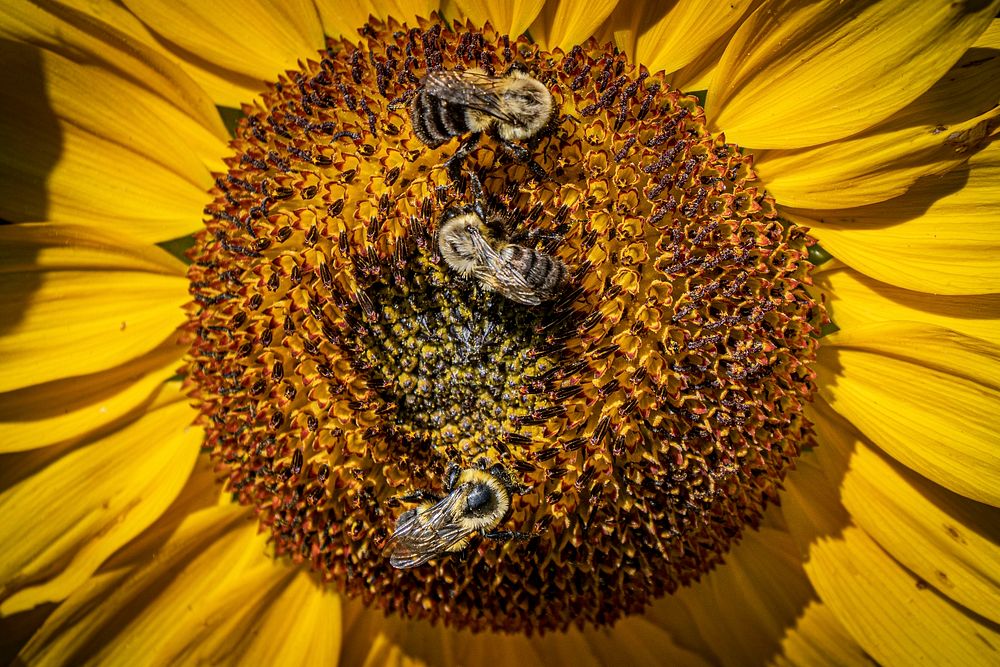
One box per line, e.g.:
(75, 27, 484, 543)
(504, 245, 567, 295)
(411, 91, 471, 147)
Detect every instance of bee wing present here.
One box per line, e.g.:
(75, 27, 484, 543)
(467, 232, 543, 305)
(421, 71, 521, 126)
(384, 492, 477, 569)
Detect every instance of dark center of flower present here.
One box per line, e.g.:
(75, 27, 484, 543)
(350, 271, 560, 455)
(184, 17, 824, 633)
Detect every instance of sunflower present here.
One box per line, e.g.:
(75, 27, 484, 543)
(2, 0, 998, 664)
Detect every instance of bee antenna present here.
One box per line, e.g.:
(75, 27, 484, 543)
(488, 462, 530, 496)
(468, 170, 484, 201)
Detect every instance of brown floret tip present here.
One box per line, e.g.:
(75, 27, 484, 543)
(184, 17, 824, 633)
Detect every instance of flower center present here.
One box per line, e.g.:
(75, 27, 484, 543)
(346, 262, 563, 455)
(184, 18, 824, 633)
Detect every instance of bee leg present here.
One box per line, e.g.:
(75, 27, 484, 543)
(386, 87, 416, 111)
(487, 463, 533, 496)
(525, 157, 548, 181)
(466, 171, 489, 223)
(397, 489, 442, 504)
(528, 227, 564, 243)
(443, 461, 462, 493)
(498, 138, 547, 180)
(482, 530, 534, 543)
(511, 226, 563, 247)
(445, 132, 482, 182)
(486, 462, 510, 482)
(532, 115, 561, 143)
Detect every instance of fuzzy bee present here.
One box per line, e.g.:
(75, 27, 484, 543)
(384, 460, 532, 569)
(410, 65, 554, 180)
(436, 174, 568, 305)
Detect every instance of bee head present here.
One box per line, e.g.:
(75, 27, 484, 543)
(436, 211, 485, 275)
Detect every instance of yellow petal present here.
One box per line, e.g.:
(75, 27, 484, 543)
(0, 0, 226, 146)
(687, 528, 815, 666)
(755, 39, 1000, 209)
(0, 41, 222, 242)
(0, 603, 52, 663)
(810, 400, 1000, 626)
(610, 0, 754, 77)
(978, 18, 1000, 48)
(817, 322, 1000, 506)
(585, 616, 712, 666)
(461, 633, 562, 667)
(340, 593, 708, 666)
(15, 569, 131, 664)
(632, 527, 814, 667)
(0, 390, 201, 614)
(772, 600, 872, 667)
(447, 0, 546, 36)
(121, 0, 324, 87)
(529, 0, 619, 52)
(667, 10, 756, 94)
(812, 263, 1000, 344)
(708, 0, 1000, 149)
(0, 223, 188, 276)
(0, 225, 189, 393)
(784, 446, 1000, 666)
(16, 504, 263, 664)
(787, 141, 1000, 295)
(339, 602, 439, 667)
(315, 1, 439, 41)
(162, 60, 264, 111)
(667, 57, 719, 95)
(0, 340, 182, 453)
(340, 599, 467, 667)
(758, 19, 1000, 209)
(98, 452, 227, 574)
(243, 573, 341, 667)
(145, 569, 340, 666)
(361, 634, 430, 667)
(57, 0, 262, 109)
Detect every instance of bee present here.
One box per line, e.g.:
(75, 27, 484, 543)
(410, 65, 554, 180)
(384, 460, 532, 569)
(436, 175, 568, 305)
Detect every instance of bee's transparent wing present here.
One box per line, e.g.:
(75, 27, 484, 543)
(384, 491, 476, 568)
(421, 71, 521, 126)
(467, 232, 543, 305)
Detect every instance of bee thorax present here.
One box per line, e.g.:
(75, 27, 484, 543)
(465, 483, 495, 514)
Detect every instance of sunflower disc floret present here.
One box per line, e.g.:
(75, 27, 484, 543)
(184, 17, 824, 633)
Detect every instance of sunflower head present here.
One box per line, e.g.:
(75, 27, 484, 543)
(183, 17, 824, 633)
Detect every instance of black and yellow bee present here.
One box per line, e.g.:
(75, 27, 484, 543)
(437, 206, 568, 306)
(410, 65, 554, 179)
(384, 460, 532, 569)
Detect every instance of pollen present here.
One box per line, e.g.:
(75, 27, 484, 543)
(183, 17, 825, 634)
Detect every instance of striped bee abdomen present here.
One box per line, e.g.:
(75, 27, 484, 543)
(410, 90, 472, 147)
(500, 245, 567, 301)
